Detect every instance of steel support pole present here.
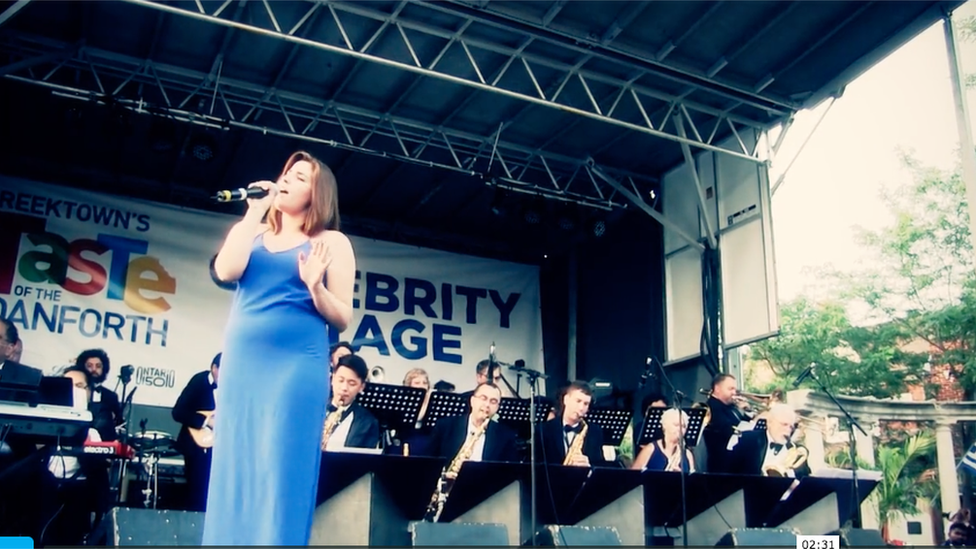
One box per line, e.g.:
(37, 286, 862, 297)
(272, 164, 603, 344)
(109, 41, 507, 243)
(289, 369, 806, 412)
(944, 14, 976, 260)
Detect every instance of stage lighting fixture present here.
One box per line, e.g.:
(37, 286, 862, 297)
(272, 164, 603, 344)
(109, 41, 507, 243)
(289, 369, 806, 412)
(592, 219, 606, 237)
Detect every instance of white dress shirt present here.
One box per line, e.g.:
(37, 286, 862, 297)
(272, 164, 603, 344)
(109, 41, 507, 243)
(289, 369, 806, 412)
(324, 408, 355, 452)
(466, 416, 487, 462)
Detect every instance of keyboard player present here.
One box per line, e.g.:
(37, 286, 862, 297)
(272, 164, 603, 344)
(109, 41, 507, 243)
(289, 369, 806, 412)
(40, 366, 112, 546)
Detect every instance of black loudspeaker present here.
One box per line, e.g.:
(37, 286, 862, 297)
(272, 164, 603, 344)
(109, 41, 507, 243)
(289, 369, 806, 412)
(829, 528, 886, 546)
(408, 522, 509, 546)
(97, 507, 204, 546)
(534, 525, 622, 546)
(716, 527, 799, 546)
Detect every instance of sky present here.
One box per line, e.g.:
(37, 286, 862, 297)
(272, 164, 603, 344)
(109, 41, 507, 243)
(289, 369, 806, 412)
(768, 2, 976, 303)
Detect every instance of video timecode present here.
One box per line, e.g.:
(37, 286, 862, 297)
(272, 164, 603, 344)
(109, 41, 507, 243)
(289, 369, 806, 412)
(797, 534, 839, 549)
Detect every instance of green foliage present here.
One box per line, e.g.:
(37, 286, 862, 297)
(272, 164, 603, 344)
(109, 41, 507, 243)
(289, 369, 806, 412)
(837, 154, 976, 399)
(871, 433, 938, 527)
(752, 154, 976, 399)
(748, 296, 927, 399)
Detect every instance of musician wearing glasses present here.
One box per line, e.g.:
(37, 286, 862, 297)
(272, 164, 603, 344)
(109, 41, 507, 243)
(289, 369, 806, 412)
(728, 403, 810, 478)
(631, 408, 695, 473)
(535, 381, 608, 468)
(320, 354, 380, 452)
(426, 383, 519, 465)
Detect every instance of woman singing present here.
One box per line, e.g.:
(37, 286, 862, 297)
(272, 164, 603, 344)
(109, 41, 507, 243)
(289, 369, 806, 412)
(630, 408, 695, 473)
(204, 151, 355, 545)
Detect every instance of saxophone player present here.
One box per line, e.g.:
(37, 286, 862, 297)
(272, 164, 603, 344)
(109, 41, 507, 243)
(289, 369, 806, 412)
(321, 354, 380, 452)
(426, 383, 520, 465)
(534, 381, 608, 467)
(728, 403, 810, 478)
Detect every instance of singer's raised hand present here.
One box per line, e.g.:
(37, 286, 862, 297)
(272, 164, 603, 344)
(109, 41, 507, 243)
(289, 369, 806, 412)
(244, 180, 277, 218)
(298, 238, 333, 288)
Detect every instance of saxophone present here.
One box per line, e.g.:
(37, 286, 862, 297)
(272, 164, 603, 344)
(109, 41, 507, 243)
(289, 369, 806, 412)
(423, 418, 489, 522)
(320, 403, 347, 451)
(763, 444, 809, 477)
(562, 419, 588, 466)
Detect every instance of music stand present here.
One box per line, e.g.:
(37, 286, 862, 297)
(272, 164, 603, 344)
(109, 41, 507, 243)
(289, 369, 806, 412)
(585, 408, 632, 446)
(638, 408, 708, 448)
(357, 383, 426, 432)
(497, 397, 552, 440)
(422, 391, 469, 429)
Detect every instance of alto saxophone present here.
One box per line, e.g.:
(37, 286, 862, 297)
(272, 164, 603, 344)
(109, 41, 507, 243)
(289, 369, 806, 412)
(423, 419, 489, 522)
(562, 419, 588, 466)
(763, 444, 809, 477)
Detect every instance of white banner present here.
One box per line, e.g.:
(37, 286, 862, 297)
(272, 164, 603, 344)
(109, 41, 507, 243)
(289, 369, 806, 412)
(0, 177, 544, 408)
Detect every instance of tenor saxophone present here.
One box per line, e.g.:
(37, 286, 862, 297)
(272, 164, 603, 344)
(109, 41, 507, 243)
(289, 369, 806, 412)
(423, 419, 489, 522)
(562, 419, 588, 466)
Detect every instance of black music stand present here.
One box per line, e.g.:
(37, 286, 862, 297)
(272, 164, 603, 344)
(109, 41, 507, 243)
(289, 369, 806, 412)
(422, 391, 469, 429)
(313, 452, 446, 545)
(357, 383, 426, 432)
(585, 408, 632, 446)
(566, 467, 645, 545)
(638, 407, 708, 448)
(762, 474, 880, 532)
(497, 397, 553, 439)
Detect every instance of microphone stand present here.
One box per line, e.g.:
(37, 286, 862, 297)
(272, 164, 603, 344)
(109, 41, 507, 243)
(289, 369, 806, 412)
(651, 357, 690, 547)
(807, 368, 867, 528)
(507, 361, 548, 547)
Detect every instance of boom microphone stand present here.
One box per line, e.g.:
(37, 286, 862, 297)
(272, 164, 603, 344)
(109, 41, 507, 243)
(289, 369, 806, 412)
(650, 356, 690, 547)
(807, 366, 867, 528)
(507, 360, 548, 547)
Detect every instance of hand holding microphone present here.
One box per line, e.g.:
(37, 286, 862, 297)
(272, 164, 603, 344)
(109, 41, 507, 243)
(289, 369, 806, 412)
(214, 180, 278, 211)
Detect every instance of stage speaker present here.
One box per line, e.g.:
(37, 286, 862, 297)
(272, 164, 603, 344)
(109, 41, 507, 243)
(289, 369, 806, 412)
(716, 527, 799, 546)
(408, 522, 508, 546)
(97, 507, 204, 546)
(534, 525, 622, 546)
(828, 528, 886, 546)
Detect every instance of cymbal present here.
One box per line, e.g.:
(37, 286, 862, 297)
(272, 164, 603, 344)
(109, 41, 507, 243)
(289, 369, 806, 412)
(129, 430, 174, 451)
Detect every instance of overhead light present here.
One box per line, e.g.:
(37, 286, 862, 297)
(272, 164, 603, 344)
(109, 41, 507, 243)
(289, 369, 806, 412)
(592, 219, 606, 237)
(589, 378, 614, 400)
(189, 133, 218, 162)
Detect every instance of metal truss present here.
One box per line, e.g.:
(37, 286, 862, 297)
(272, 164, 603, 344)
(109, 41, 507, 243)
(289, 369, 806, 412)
(0, 31, 663, 210)
(120, 0, 771, 166)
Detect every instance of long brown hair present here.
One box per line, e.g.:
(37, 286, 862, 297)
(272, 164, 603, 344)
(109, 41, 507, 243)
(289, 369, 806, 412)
(267, 151, 340, 235)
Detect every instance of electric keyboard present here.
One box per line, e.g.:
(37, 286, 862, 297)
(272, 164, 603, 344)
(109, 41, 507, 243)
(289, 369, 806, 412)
(0, 401, 93, 441)
(81, 440, 135, 459)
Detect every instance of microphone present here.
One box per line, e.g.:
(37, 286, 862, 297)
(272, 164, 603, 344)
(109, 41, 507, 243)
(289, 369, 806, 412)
(793, 363, 816, 387)
(638, 357, 654, 388)
(212, 186, 273, 202)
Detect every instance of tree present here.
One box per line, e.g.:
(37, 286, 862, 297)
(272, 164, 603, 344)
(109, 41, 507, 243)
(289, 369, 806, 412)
(836, 153, 976, 399)
(748, 296, 927, 399)
(871, 433, 938, 542)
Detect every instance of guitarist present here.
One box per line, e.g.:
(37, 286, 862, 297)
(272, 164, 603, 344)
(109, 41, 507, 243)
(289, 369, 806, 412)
(172, 353, 220, 512)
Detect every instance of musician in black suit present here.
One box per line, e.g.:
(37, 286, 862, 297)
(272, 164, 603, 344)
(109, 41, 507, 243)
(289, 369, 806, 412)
(76, 349, 122, 442)
(0, 319, 42, 395)
(728, 403, 811, 478)
(321, 354, 380, 451)
(172, 353, 221, 512)
(427, 382, 519, 463)
(702, 373, 748, 473)
(534, 381, 609, 467)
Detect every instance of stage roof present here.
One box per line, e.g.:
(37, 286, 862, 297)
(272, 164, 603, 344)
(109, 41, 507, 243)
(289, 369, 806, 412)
(0, 0, 964, 261)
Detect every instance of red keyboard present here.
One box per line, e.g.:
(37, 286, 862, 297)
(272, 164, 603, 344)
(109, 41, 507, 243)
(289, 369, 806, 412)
(82, 440, 135, 459)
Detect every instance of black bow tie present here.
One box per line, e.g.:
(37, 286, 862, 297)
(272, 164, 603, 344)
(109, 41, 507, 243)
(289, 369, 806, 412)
(563, 424, 582, 434)
(769, 442, 784, 453)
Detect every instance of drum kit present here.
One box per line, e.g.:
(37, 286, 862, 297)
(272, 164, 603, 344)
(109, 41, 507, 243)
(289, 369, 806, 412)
(121, 427, 180, 509)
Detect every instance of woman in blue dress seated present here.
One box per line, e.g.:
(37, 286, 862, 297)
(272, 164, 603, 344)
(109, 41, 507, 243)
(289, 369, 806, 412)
(631, 408, 695, 473)
(205, 151, 356, 546)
